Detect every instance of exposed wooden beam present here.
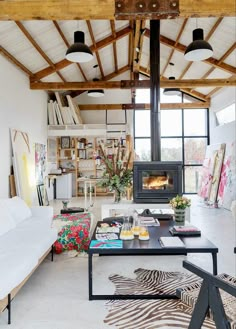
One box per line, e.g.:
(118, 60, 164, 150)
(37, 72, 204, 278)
(145, 29, 236, 75)
(161, 18, 188, 78)
(86, 20, 105, 78)
(0, 0, 234, 20)
(79, 101, 210, 110)
(52, 21, 87, 81)
(0, 46, 35, 77)
(104, 65, 130, 81)
(15, 21, 66, 82)
(206, 74, 236, 98)
(30, 78, 236, 90)
(110, 20, 118, 73)
(31, 26, 131, 81)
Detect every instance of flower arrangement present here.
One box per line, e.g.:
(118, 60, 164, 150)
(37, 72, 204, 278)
(169, 195, 191, 209)
(98, 140, 133, 202)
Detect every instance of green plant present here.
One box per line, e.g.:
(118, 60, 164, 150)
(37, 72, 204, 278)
(169, 195, 191, 209)
(98, 141, 133, 194)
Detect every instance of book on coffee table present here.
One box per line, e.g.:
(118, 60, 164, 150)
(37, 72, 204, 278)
(169, 225, 201, 236)
(90, 240, 123, 249)
(159, 236, 185, 248)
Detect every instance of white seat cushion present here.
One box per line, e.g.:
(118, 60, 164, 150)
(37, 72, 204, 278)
(0, 250, 37, 299)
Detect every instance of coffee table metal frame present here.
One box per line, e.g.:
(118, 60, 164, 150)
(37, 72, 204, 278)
(88, 220, 218, 300)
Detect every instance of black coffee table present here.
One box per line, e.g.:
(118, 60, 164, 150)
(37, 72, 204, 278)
(88, 219, 218, 300)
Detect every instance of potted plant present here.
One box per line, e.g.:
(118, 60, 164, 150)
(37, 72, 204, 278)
(169, 195, 191, 223)
(98, 141, 133, 203)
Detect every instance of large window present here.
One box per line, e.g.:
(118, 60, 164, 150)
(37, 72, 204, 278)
(134, 89, 209, 193)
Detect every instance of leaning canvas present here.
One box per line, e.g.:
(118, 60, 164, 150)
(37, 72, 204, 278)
(10, 128, 37, 206)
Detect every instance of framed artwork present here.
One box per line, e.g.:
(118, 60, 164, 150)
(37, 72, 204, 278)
(61, 136, 70, 149)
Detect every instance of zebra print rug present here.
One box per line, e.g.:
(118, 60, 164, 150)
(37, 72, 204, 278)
(104, 268, 216, 329)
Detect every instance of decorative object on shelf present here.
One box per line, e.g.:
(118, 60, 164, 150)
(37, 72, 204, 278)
(61, 136, 70, 149)
(65, 31, 93, 63)
(98, 140, 133, 203)
(184, 28, 213, 61)
(169, 195, 191, 223)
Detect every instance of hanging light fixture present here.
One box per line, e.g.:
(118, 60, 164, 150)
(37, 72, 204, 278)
(163, 63, 181, 96)
(87, 65, 104, 97)
(65, 31, 93, 63)
(184, 28, 213, 61)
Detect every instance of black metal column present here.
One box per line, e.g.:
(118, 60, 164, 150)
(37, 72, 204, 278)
(150, 20, 161, 161)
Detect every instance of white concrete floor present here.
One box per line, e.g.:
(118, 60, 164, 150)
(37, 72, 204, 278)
(0, 195, 235, 328)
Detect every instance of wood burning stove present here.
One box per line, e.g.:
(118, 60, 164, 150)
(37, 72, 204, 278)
(133, 161, 182, 203)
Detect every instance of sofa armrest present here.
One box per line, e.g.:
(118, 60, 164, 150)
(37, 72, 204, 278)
(30, 206, 53, 218)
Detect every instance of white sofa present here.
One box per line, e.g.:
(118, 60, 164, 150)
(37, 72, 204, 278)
(0, 197, 58, 324)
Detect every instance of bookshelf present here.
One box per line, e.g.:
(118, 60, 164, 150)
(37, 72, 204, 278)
(55, 135, 133, 197)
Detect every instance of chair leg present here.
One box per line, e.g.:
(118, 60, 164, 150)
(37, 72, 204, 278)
(7, 293, 11, 324)
(51, 245, 54, 262)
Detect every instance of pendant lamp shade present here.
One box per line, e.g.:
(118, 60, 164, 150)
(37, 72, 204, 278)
(163, 76, 181, 96)
(87, 78, 104, 97)
(65, 31, 93, 63)
(184, 28, 213, 61)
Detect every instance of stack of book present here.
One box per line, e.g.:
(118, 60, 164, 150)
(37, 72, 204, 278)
(169, 225, 201, 236)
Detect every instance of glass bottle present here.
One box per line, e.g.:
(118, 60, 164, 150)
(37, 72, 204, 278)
(120, 216, 134, 240)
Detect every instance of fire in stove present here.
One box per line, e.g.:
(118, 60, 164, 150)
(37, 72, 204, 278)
(143, 175, 169, 190)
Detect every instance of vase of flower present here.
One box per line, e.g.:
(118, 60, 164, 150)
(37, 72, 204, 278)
(174, 208, 186, 223)
(169, 195, 191, 224)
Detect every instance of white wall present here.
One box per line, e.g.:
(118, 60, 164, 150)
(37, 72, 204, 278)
(210, 87, 236, 144)
(0, 56, 48, 198)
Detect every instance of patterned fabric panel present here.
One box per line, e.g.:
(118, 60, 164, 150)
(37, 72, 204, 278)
(178, 273, 236, 328)
(53, 213, 91, 254)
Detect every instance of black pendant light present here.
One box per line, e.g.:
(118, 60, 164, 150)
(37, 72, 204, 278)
(65, 31, 93, 63)
(163, 63, 181, 96)
(87, 65, 104, 97)
(184, 28, 213, 61)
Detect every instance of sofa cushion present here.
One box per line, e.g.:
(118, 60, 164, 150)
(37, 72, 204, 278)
(4, 196, 32, 225)
(0, 250, 37, 299)
(0, 207, 16, 237)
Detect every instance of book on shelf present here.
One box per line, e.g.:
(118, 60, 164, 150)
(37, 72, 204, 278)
(159, 236, 185, 248)
(90, 240, 123, 249)
(169, 225, 201, 236)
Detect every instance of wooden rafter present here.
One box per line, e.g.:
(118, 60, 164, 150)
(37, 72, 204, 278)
(188, 43, 236, 96)
(132, 20, 141, 73)
(30, 78, 236, 90)
(0, 0, 234, 20)
(86, 20, 104, 78)
(144, 29, 236, 75)
(206, 74, 236, 98)
(139, 66, 208, 101)
(110, 20, 118, 73)
(0, 46, 35, 77)
(161, 18, 188, 78)
(78, 101, 210, 110)
(179, 17, 224, 79)
(14, 21, 66, 82)
(30, 26, 131, 81)
(52, 20, 87, 81)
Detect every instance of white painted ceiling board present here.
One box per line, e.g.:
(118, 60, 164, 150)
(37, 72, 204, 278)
(59, 63, 85, 82)
(99, 44, 115, 76)
(116, 35, 129, 69)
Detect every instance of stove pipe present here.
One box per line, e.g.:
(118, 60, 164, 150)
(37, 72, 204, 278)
(150, 20, 161, 161)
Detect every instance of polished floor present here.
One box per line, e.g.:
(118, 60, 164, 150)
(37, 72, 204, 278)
(0, 195, 235, 328)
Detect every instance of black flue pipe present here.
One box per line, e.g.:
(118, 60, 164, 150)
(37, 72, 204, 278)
(150, 20, 161, 161)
